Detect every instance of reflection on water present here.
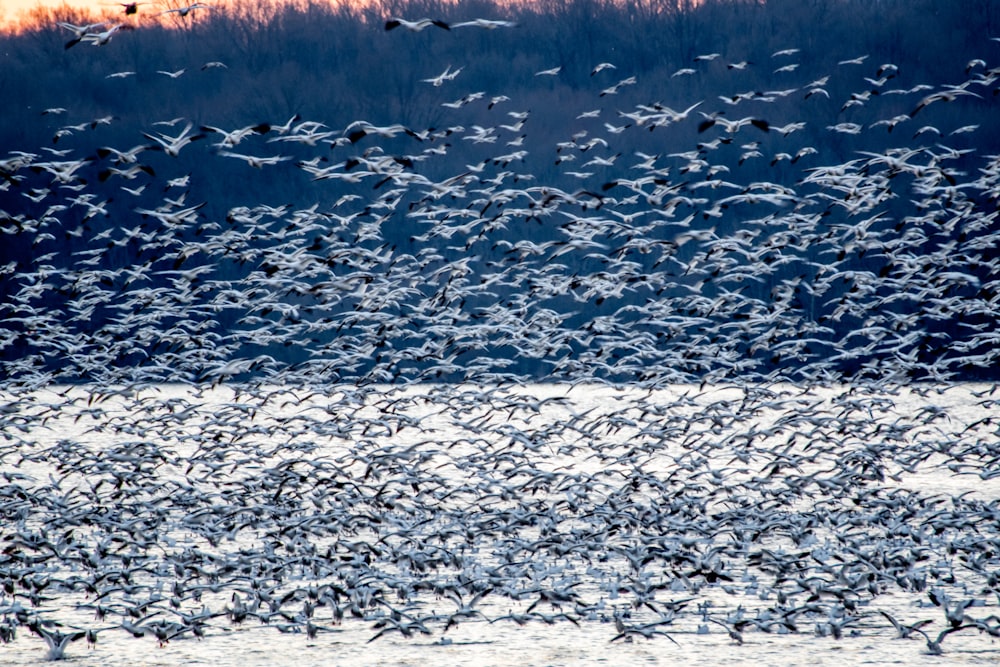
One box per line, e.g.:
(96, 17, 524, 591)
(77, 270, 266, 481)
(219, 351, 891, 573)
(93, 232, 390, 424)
(1, 383, 998, 665)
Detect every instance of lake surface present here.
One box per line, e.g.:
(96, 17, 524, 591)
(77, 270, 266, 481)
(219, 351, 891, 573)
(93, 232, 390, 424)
(1, 382, 998, 665)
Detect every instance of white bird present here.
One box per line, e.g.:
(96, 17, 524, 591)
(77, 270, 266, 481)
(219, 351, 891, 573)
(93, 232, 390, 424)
(26, 621, 88, 661)
(218, 151, 293, 168)
(451, 19, 517, 29)
(57, 21, 106, 49)
(422, 65, 462, 87)
(159, 2, 211, 17)
(142, 122, 206, 156)
(81, 23, 132, 47)
(909, 88, 983, 117)
(838, 54, 869, 65)
(384, 17, 450, 31)
(200, 124, 262, 148)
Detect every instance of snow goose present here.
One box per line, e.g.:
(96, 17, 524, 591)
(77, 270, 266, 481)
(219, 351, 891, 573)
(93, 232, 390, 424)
(159, 2, 211, 17)
(385, 17, 450, 31)
(58, 21, 106, 49)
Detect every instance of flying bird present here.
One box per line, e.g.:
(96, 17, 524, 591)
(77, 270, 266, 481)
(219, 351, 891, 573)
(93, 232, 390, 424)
(384, 17, 450, 31)
(451, 19, 517, 29)
(26, 621, 89, 661)
(57, 21, 106, 49)
(77, 23, 133, 47)
(909, 88, 983, 117)
(117, 2, 146, 15)
(159, 2, 211, 17)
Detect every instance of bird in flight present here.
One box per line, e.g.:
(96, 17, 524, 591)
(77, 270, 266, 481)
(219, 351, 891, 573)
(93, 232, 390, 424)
(451, 19, 517, 29)
(909, 88, 983, 117)
(58, 21, 107, 49)
(26, 621, 90, 661)
(384, 17, 450, 31)
(159, 2, 211, 17)
(116, 2, 146, 15)
(81, 23, 133, 47)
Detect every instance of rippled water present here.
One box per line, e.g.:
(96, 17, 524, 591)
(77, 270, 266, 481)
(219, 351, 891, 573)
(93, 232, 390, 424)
(1, 383, 998, 665)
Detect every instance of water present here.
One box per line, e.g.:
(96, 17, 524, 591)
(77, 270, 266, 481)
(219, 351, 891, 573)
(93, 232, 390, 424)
(1, 383, 998, 665)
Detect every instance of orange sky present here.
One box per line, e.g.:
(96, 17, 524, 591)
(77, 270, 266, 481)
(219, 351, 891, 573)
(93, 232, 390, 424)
(3, 0, 115, 25)
(1, 0, 339, 29)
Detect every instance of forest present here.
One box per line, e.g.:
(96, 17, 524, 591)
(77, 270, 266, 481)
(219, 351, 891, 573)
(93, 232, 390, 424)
(1, 0, 999, 385)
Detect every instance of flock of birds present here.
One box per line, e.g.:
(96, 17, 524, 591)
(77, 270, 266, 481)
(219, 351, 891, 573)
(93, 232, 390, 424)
(6, 15, 1000, 389)
(1, 382, 999, 661)
(2, 7, 1000, 663)
(54, 5, 519, 51)
(55, 2, 211, 49)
